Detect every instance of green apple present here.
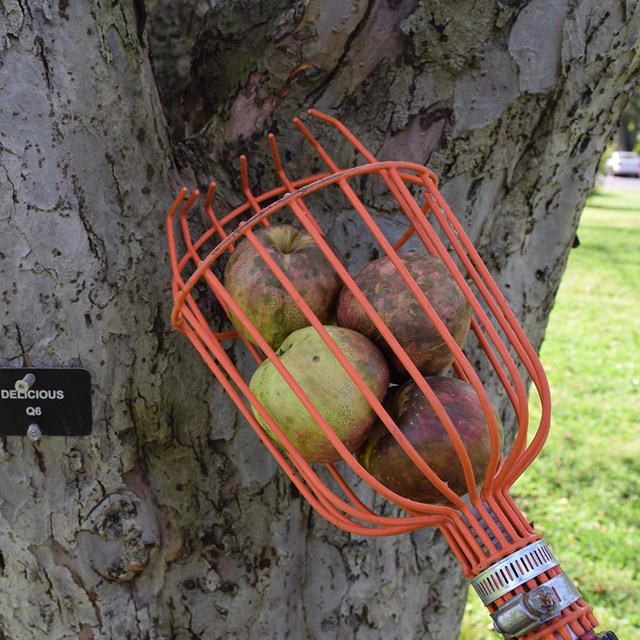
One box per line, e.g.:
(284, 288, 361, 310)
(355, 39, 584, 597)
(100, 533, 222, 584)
(249, 325, 390, 463)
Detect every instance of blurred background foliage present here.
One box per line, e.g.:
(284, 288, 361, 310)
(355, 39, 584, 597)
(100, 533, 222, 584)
(617, 86, 640, 152)
(599, 85, 640, 171)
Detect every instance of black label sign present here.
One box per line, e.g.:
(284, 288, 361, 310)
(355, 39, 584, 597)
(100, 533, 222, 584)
(0, 368, 92, 437)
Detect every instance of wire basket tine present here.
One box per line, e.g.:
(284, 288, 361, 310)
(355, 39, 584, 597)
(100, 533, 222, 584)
(166, 114, 551, 530)
(166, 111, 608, 637)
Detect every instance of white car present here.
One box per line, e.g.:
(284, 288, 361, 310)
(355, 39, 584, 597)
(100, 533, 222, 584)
(605, 151, 640, 177)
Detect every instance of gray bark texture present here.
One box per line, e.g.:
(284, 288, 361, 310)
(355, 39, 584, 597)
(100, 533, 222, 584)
(0, 1, 638, 639)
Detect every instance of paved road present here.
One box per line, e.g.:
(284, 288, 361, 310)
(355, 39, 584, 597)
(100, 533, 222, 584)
(599, 175, 640, 193)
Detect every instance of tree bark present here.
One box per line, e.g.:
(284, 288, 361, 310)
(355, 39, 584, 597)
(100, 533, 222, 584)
(0, 2, 207, 638)
(0, 1, 638, 639)
(175, 0, 640, 427)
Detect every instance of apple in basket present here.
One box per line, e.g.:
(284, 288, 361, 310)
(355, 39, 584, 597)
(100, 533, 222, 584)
(336, 252, 472, 382)
(249, 325, 390, 463)
(356, 375, 503, 504)
(224, 224, 342, 349)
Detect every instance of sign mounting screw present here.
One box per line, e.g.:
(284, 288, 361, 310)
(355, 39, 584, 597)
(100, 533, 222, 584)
(15, 373, 36, 393)
(27, 424, 42, 442)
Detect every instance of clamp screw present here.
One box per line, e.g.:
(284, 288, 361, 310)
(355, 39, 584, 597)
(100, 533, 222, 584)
(27, 424, 42, 442)
(523, 584, 558, 615)
(597, 633, 618, 639)
(15, 373, 36, 393)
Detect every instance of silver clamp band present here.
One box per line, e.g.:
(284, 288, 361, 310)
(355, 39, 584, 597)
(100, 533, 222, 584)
(471, 540, 559, 605)
(491, 572, 582, 638)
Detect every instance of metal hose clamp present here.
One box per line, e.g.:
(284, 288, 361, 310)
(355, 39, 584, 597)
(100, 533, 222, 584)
(490, 572, 582, 638)
(471, 540, 559, 605)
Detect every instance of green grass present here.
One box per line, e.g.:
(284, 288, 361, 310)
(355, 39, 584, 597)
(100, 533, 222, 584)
(460, 187, 640, 638)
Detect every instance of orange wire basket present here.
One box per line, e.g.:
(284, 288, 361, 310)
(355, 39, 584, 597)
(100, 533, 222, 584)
(167, 110, 613, 640)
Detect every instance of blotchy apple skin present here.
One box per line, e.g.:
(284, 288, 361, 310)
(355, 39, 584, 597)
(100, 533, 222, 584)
(224, 224, 342, 349)
(337, 252, 471, 382)
(357, 375, 502, 504)
(249, 325, 390, 463)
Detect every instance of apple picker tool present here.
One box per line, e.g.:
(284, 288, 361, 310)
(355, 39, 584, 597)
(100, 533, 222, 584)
(167, 110, 618, 640)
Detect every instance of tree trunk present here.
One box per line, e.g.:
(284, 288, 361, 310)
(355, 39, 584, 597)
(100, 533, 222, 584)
(1, 1, 638, 639)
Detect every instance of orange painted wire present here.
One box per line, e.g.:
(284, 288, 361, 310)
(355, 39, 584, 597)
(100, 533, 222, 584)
(166, 111, 598, 638)
(167, 162, 537, 548)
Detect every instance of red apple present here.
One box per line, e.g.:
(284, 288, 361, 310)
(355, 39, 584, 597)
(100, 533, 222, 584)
(249, 325, 390, 463)
(337, 252, 472, 382)
(224, 224, 342, 349)
(356, 375, 502, 503)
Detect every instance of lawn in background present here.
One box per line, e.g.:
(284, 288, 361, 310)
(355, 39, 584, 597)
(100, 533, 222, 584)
(459, 186, 640, 638)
